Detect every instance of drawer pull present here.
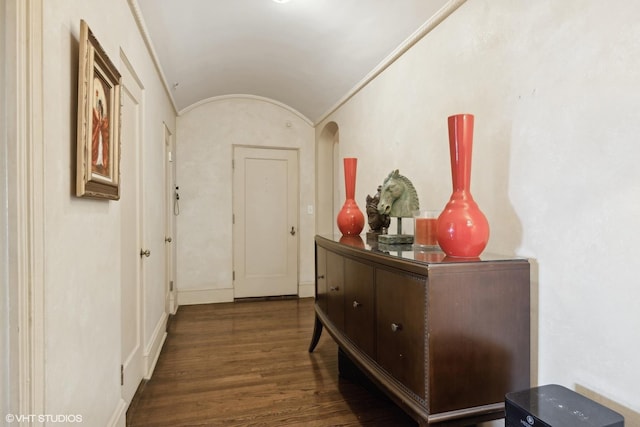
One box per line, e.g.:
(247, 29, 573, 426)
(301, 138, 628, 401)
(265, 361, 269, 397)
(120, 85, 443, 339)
(352, 300, 362, 308)
(330, 286, 340, 292)
(390, 323, 402, 332)
(317, 275, 325, 279)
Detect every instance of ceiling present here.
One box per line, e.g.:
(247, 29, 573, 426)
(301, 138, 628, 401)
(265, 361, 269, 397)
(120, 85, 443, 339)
(134, 0, 450, 122)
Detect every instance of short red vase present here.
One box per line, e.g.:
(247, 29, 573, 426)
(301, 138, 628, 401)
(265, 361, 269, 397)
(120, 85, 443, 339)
(337, 158, 365, 236)
(436, 114, 490, 258)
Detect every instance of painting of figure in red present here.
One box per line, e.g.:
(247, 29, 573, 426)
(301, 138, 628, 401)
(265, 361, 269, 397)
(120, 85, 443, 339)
(91, 76, 110, 177)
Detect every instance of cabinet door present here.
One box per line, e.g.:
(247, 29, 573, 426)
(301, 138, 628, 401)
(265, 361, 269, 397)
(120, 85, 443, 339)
(376, 268, 426, 398)
(315, 246, 328, 313)
(326, 251, 345, 331)
(344, 258, 374, 356)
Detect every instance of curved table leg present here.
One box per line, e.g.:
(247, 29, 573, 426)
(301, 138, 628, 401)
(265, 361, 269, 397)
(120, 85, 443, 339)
(308, 315, 323, 352)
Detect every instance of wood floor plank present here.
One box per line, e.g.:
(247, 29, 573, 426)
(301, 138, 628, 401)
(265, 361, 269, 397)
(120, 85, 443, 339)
(127, 298, 416, 426)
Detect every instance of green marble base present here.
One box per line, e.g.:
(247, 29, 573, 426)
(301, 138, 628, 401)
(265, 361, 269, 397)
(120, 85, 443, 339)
(376, 242, 414, 253)
(377, 234, 414, 245)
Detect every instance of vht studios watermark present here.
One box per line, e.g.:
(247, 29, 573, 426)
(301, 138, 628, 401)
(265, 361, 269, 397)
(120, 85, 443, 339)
(5, 413, 83, 423)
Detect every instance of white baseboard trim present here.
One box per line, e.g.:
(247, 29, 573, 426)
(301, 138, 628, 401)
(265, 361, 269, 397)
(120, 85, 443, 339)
(178, 287, 234, 305)
(107, 398, 127, 427)
(298, 281, 314, 298)
(144, 312, 168, 380)
(177, 286, 315, 305)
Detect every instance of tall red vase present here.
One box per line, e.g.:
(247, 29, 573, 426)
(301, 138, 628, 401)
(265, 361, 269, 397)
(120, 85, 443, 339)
(436, 114, 490, 258)
(337, 158, 365, 236)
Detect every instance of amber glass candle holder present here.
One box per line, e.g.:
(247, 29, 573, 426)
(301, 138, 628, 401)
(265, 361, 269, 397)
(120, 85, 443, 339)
(413, 210, 439, 248)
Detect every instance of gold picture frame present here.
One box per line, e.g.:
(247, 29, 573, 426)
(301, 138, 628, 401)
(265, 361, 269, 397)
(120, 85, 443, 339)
(76, 20, 122, 200)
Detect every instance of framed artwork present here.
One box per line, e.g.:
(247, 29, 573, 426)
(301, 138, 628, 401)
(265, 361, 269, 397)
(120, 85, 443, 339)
(76, 19, 122, 200)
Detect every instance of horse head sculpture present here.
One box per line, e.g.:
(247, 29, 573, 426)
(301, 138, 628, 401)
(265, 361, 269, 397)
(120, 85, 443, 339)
(366, 185, 391, 232)
(377, 170, 420, 218)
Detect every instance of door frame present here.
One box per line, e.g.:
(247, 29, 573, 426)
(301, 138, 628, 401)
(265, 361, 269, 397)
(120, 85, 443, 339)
(4, 0, 46, 420)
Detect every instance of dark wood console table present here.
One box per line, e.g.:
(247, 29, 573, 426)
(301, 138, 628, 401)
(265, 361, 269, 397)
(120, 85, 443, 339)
(309, 234, 530, 426)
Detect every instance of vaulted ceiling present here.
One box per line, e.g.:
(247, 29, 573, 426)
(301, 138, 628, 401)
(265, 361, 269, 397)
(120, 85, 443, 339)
(134, 0, 450, 122)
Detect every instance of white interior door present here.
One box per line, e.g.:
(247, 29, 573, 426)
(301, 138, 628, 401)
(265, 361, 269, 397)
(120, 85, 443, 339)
(233, 146, 299, 298)
(164, 125, 176, 314)
(120, 60, 143, 404)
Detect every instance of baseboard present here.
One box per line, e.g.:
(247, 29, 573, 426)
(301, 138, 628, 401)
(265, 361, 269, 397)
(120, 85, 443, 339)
(177, 286, 313, 305)
(298, 281, 314, 298)
(107, 398, 127, 427)
(144, 312, 168, 379)
(177, 287, 234, 305)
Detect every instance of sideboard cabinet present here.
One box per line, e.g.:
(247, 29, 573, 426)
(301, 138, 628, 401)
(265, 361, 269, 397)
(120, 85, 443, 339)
(309, 235, 531, 426)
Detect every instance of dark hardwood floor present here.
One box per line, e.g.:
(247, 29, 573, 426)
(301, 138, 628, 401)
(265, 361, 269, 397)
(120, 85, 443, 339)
(126, 297, 417, 426)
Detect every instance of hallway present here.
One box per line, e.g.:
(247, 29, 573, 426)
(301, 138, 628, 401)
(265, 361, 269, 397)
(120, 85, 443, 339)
(126, 298, 416, 426)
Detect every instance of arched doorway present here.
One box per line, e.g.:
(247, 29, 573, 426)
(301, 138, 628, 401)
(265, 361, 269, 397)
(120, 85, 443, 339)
(316, 122, 339, 235)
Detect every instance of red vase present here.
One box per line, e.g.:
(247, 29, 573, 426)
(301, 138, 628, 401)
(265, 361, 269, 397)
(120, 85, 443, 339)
(337, 158, 365, 236)
(436, 114, 490, 258)
(339, 235, 365, 249)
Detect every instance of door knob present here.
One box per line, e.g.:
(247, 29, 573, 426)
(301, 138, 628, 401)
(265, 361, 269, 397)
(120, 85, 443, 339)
(140, 249, 151, 257)
(290, 226, 296, 236)
(391, 323, 402, 332)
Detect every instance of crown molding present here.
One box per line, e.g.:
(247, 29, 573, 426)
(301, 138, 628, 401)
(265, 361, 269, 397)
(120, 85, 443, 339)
(127, 0, 178, 115)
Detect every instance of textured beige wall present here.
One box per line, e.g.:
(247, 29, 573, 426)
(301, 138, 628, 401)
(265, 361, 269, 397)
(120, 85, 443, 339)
(317, 0, 640, 422)
(39, 0, 176, 424)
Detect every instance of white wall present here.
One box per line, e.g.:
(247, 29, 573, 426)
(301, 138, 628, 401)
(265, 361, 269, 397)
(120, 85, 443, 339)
(318, 0, 639, 422)
(176, 97, 315, 303)
(38, 0, 175, 424)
